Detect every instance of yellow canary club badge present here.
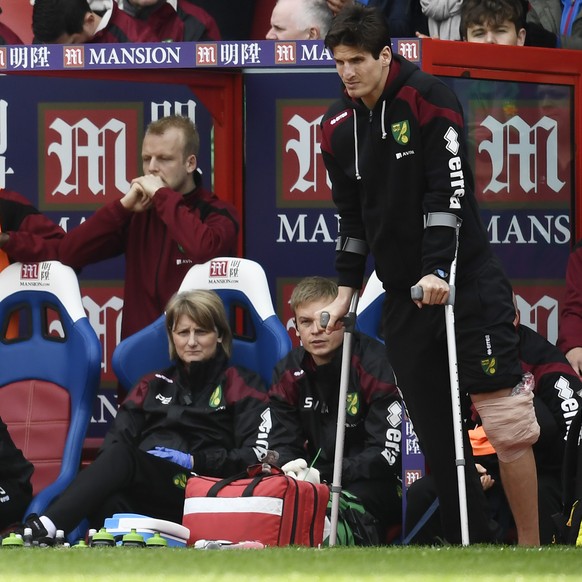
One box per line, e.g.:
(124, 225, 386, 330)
(173, 473, 188, 490)
(346, 392, 359, 416)
(391, 121, 410, 145)
(209, 385, 222, 408)
(481, 358, 497, 376)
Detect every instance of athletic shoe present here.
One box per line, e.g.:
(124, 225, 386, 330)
(2, 514, 54, 547)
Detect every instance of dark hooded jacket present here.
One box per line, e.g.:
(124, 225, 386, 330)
(320, 54, 492, 292)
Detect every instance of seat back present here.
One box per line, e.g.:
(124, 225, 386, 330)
(0, 261, 102, 516)
(112, 257, 291, 391)
(355, 271, 385, 343)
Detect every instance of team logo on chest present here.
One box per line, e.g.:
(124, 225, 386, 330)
(209, 385, 223, 408)
(391, 120, 410, 145)
(173, 473, 188, 490)
(346, 392, 359, 416)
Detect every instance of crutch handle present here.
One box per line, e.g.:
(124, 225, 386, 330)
(319, 310, 357, 331)
(410, 284, 456, 305)
(410, 285, 423, 301)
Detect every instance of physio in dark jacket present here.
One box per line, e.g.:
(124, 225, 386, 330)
(8, 289, 269, 544)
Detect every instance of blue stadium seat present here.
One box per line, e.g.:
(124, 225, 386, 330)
(0, 261, 102, 519)
(355, 271, 385, 343)
(112, 257, 291, 391)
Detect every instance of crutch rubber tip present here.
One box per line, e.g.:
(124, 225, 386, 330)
(410, 285, 423, 301)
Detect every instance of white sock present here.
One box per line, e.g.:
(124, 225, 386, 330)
(39, 516, 57, 538)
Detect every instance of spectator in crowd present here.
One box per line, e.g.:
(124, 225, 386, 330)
(1, 289, 270, 544)
(527, 0, 582, 50)
(319, 5, 540, 545)
(417, 0, 463, 41)
(415, 0, 555, 47)
(405, 299, 582, 544)
(0, 189, 64, 264)
(56, 115, 239, 351)
(459, 0, 526, 45)
(327, 0, 428, 38)
(0, 416, 34, 533)
(558, 240, 582, 375)
(117, 0, 221, 41)
(32, 0, 161, 43)
(186, 0, 256, 40)
(87, 1, 108, 12)
(0, 9, 23, 44)
(266, 0, 333, 40)
(268, 277, 403, 543)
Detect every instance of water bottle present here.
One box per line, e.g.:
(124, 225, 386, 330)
(121, 528, 145, 548)
(90, 527, 116, 547)
(54, 530, 66, 546)
(87, 528, 97, 546)
(1, 533, 24, 548)
(145, 532, 168, 548)
(22, 527, 33, 548)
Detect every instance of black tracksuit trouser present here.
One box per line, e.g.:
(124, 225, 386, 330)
(405, 468, 561, 544)
(382, 258, 522, 544)
(45, 442, 188, 534)
(0, 480, 32, 531)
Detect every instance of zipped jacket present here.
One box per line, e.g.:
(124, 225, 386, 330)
(58, 176, 239, 338)
(321, 55, 492, 292)
(269, 332, 402, 485)
(103, 350, 270, 477)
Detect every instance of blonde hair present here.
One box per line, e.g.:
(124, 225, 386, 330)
(289, 276, 338, 313)
(165, 289, 232, 360)
(146, 115, 200, 158)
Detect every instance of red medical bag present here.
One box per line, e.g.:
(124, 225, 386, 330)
(183, 468, 329, 547)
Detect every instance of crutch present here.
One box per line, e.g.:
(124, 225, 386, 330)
(410, 214, 469, 546)
(320, 290, 359, 547)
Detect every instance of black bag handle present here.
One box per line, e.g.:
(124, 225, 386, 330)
(206, 471, 283, 498)
(206, 471, 249, 497)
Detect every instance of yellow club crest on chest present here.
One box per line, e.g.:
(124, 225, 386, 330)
(209, 385, 222, 408)
(391, 120, 410, 145)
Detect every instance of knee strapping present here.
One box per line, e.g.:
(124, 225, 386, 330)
(473, 390, 540, 463)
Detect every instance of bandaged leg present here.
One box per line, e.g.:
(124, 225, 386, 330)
(473, 387, 540, 545)
(473, 389, 540, 463)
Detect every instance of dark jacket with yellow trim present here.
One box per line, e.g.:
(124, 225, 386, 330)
(102, 350, 269, 477)
(320, 54, 492, 292)
(268, 332, 402, 485)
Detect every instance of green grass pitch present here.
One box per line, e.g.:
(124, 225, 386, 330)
(0, 545, 581, 581)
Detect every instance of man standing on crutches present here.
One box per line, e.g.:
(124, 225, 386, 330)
(317, 4, 541, 545)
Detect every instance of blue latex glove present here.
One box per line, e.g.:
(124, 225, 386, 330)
(147, 446, 193, 469)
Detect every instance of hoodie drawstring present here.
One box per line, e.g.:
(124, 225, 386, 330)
(353, 99, 388, 180)
(353, 113, 361, 181)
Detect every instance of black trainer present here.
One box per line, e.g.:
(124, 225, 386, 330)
(2, 514, 55, 547)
